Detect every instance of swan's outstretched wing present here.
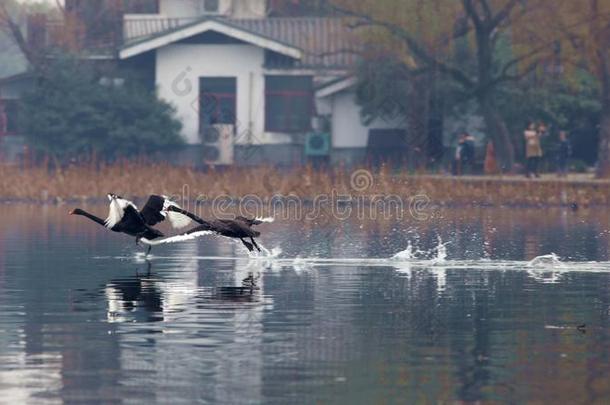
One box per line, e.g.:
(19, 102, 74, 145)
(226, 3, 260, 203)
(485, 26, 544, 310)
(105, 194, 138, 229)
(139, 195, 166, 226)
(140, 230, 214, 246)
(139, 195, 192, 229)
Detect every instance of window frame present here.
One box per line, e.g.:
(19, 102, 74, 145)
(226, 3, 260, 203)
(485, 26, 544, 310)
(265, 75, 314, 133)
(199, 77, 237, 132)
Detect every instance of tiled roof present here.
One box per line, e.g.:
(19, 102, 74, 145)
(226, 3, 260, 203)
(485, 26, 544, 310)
(229, 18, 360, 69)
(123, 17, 361, 69)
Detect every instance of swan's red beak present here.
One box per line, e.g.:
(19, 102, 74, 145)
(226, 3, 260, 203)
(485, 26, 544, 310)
(68, 209, 75, 215)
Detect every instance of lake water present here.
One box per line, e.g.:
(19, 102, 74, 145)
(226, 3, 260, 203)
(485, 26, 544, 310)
(0, 205, 609, 404)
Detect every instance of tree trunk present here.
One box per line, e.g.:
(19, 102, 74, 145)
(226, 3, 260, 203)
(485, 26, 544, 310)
(406, 77, 430, 170)
(595, 101, 610, 177)
(480, 95, 515, 172)
(469, 14, 516, 173)
(596, 57, 610, 177)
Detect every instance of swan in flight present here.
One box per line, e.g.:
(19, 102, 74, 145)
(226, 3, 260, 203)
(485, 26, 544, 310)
(142, 205, 272, 253)
(69, 194, 192, 254)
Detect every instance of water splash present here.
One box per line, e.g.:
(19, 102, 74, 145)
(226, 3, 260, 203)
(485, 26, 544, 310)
(248, 245, 282, 259)
(390, 237, 448, 265)
(431, 237, 448, 265)
(391, 242, 414, 261)
(527, 253, 563, 268)
(292, 257, 315, 273)
(525, 254, 565, 283)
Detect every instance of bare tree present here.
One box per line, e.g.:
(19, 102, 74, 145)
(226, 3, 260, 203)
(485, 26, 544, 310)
(0, 0, 37, 65)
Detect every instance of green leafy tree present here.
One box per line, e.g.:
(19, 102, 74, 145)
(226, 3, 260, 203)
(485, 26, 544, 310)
(20, 57, 183, 162)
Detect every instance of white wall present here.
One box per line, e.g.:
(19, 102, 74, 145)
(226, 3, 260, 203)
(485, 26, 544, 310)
(160, 0, 267, 18)
(156, 44, 267, 145)
(160, 0, 198, 17)
(231, 0, 267, 18)
(320, 90, 405, 149)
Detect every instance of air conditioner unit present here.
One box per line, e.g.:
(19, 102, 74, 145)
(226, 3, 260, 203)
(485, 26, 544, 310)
(305, 132, 331, 156)
(201, 124, 234, 165)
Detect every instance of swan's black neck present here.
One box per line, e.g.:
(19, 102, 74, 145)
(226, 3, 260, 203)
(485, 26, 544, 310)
(72, 209, 106, 227)
(167, 206, 210, 226)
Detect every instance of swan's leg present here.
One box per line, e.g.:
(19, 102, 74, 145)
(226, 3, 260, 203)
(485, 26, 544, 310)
(250, 237, 261, 252)
(240, 238, 254, 252)
(145, 245, 152, 256)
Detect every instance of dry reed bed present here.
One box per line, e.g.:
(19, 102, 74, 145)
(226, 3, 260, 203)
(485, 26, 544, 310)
(1, 163, 609, 206)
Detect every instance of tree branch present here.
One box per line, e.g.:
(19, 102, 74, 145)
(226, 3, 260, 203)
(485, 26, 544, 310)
(0, 2, 36, 66)
(462, 0, 484, 31)
(333, 3, 475, 88)
(478, 0, 493, 21)
(492, 59, 540, 86)
(491, 0, 521, 29)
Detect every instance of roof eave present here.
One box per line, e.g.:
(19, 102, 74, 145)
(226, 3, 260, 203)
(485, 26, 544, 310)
(119, 19, 303, 60)
(316, 76, 357, 98)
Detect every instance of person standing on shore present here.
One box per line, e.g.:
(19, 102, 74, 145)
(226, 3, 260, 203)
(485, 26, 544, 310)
(556, 131, 571, 177)
(524, 122, 543, 178)
(459, 132, 476, 175)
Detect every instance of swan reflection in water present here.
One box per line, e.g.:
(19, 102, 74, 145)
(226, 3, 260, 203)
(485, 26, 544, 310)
(213, 272, 261, 302)
(104, 259, 265, 324)
(105, 261, 165, 323)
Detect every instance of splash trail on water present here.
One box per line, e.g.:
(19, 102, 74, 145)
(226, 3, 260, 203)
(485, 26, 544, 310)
(92, 238, 610, 275)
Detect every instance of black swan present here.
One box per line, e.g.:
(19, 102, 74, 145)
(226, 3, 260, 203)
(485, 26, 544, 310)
(69, 194, 192, 254)
(158, 206, 271, 253)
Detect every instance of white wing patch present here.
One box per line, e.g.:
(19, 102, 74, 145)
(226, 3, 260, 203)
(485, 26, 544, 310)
(140, 231, 214, 246)
(256, 217, 275, 223)
(167, 210, 192, 229)
(105, 196, 137, 229)
(161, 196, 192, 229)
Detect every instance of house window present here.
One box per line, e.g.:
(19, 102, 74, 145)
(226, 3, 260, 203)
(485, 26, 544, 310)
(0, 99, 19, 136)
(203, 0, 220, 13)
(124, 0, 159, 14)
(265, 76, 313, 133)
(199, 77, 237, 130)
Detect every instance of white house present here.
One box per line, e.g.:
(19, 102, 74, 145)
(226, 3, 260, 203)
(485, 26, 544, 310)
(1, 0, 409, 166)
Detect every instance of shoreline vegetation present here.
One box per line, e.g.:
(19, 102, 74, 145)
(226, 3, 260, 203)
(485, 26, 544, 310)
(0, 162, 608, 207)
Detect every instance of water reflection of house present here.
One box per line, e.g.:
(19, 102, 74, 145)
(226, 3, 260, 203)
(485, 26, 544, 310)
(1, 0, 409, 166)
